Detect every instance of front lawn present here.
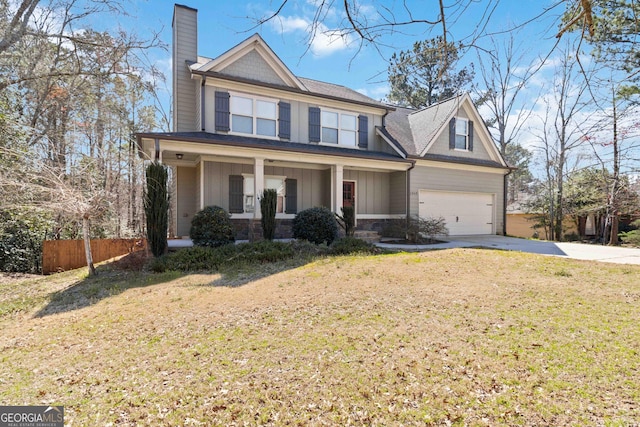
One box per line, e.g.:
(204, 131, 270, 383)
(1, 247, 638, 425)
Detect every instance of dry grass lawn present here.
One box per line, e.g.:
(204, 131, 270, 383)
(1, 248, 639, 426)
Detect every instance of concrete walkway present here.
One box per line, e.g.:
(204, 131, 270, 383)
(377, 235, 640, 265)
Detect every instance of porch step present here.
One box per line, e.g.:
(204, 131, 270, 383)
(353, 230, 381, 244)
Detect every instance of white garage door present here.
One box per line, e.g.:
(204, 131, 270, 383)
(419, 190, 494, 235)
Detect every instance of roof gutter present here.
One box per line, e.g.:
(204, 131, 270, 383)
(191, 69, 394, 112)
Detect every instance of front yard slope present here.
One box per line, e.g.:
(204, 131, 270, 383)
(1, 248, 639, 425)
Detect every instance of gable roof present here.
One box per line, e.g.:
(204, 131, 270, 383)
(189, 33, 390, 110)
(193, 33, 306, 91)
(384, 93, 508, 168)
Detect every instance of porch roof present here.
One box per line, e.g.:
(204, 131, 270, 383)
(136, 131, 414, 166)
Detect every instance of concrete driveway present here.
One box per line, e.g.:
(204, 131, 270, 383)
(377, 235, 640, 265)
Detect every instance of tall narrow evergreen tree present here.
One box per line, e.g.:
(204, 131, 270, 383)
(144, 162, 169, 257)
(260, 189, 277, 241)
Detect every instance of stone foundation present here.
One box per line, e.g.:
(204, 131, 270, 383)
(232, 219, 294, 241)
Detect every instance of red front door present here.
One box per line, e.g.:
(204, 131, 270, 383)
(343, 181, 355, 208)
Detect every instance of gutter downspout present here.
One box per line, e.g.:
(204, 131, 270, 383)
(503, 167, 515, 236)
(406, 160, 416, 230)
(201, 76, 206, 131)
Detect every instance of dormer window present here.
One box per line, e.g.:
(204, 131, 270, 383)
(230, 94, 277, 138)
(455, 117, 469, 150)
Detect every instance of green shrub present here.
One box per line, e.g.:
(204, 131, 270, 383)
(234, 240, 295, 263)
(152, 241, 301, 273)
(144, 162, 169, 257)
(330, 237, 378, 255)
(292, 206, 339, 245)
(335, 206, 355, 237)
(619, 229, 640, 247)
(190, 206, 235, 247)
(0, 210, 46, 273)
(406, 215, 448, 243)
(260, 189, 277, 241)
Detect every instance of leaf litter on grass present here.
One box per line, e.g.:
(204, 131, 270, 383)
(0, 248, 639, 425)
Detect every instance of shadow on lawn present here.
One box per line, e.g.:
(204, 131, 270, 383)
(34, 253, 184, 318)
(33, 248, 347, 317)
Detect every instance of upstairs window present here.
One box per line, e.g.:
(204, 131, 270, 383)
(321, 110, 357, 147)
(455, 117, 469, 150)
(230, 94, 277, 137)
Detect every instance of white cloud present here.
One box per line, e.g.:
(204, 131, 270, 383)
(268, 14, 354, 57)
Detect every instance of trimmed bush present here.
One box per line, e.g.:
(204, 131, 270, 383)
(330, 237, 378, 255)
(260, 189, 277, 241)
(144, 162, 169, 257)
(292, 206, 339, 245)
(190, 206, 235, 247)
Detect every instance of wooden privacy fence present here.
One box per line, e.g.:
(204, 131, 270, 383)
(42, 238, 146, 274)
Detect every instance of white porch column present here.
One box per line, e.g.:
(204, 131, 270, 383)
(333, 164, 344, 213)
(254, 157, 265, 219)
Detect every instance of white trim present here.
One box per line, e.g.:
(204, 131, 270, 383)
(140, 138, 412, 172)
(203, 77, 388, 116)
(229, 91, 280, 139)
(414, 159, 508, 174)
(375, 128, 407, 158)
(342, 179, 357, 226)
(319, 107, 359, 148)
(357, 214, 406, 219)
(195, 34, 307, 91)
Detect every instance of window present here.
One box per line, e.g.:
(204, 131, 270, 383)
(321, 110, 357, 147)
(241, 175, 286, 213)
(230, 94, 277, 137)
(455, 118, 469, 150)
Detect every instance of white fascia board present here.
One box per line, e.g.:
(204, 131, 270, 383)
(375, 128, 407, 158)
(156, 139, 410, 172)
(414, 158, 508, 175)
(204, 77, 387, 116)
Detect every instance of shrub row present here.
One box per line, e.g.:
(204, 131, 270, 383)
(150, 238, 379, 273)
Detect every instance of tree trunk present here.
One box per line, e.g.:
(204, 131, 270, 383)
(82, 215, 96, 276)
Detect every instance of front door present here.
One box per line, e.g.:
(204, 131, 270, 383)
(343, 181, 355, 209)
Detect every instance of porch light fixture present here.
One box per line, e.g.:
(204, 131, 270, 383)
(176, 153, 184, 160)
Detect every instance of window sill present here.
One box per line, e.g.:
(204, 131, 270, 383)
(318, 142, 360, 150)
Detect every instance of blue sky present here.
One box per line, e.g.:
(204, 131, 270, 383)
(100, 1, 637, 174)
(122, 0, 564, 102)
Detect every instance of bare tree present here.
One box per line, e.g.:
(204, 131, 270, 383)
(0, 147, 108, 275)
(532, 41, 595, 240)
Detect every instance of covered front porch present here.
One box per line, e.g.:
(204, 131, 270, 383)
(137, 133, 412, 240)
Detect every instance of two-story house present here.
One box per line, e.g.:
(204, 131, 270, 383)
(136, 4, 511, 240)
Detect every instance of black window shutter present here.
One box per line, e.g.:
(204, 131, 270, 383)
(468, 120, 474, 151)
(215, 91, 230, 131)
(309, 107, 321, 143)
(279, 102, 291, 139)
(229, 175, 244, 213)
(358, 115, 368, 148)
(285, 179, 297, 214)
(449, 117, 456, 150)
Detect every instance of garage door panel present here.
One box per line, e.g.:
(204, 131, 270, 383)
(419, 191, 494, 235)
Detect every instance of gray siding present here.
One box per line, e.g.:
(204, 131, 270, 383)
(173, 5, 198, 132)
(389, 171, 407, 215)
(176, 166, 197, 237)
(410, 165, 504, 233)
(343, 170, 391, 214)
(219, 50, 287, 86)
(200, 162, 329, 212)
(426, 110, 493, 161)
